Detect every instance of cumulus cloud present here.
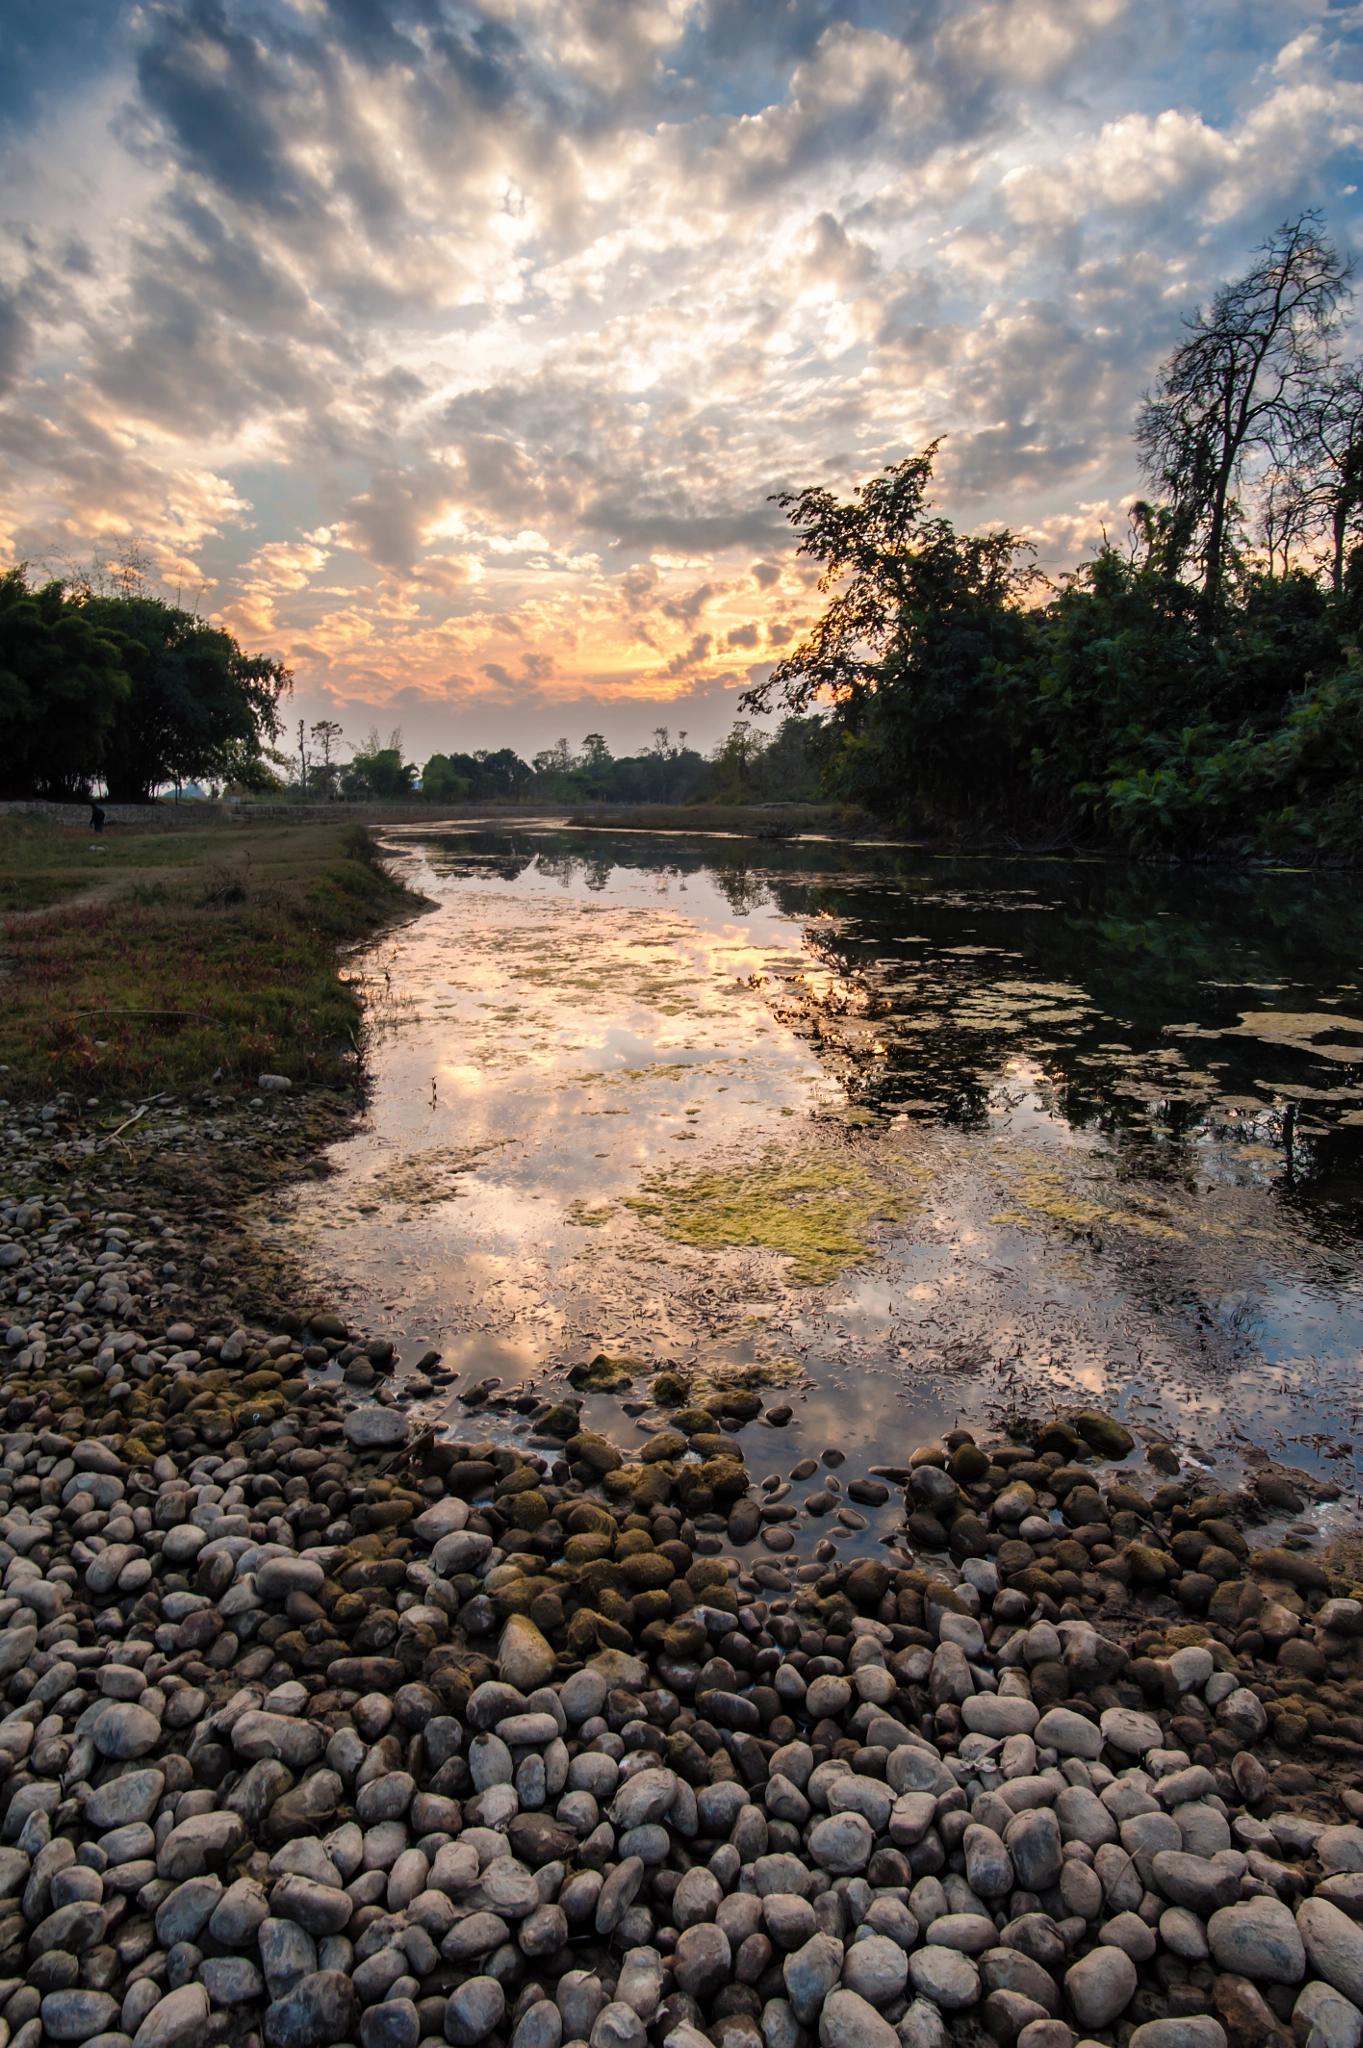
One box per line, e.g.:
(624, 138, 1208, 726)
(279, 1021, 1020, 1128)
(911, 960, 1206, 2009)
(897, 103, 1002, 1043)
(0, 0, 1359, 754)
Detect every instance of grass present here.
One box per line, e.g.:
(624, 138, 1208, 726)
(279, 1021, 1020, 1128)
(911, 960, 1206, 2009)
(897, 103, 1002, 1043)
(0, 813, 418, 1101)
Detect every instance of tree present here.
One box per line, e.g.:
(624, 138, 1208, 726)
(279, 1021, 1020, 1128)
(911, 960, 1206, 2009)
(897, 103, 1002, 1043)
(343, 728, 417, 799)
(75, 594, 290, 802)
(0, 570, 130, 799)
(581, 733, 612, 769)
(1135, 212, 1352, 611)
(305, 718, 348, 798)
(533, 738, 575, 776)
(742, 444, 1033, 819)
(422, 754, 472, 801)
(711, 719, 763, 797)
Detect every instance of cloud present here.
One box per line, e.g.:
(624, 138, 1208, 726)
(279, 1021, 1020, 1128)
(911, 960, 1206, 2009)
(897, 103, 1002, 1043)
(0, 0, 1359, 753)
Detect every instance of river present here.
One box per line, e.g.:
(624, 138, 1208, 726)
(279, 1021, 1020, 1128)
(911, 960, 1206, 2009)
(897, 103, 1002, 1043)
(265, 823, 1363, 1554)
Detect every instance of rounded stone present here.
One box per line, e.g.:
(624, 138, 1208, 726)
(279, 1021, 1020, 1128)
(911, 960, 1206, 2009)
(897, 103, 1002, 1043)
(809, 1813, 874, 1874)
(1128, 2024, 1226, 2048)
(784, 1934, 845, 2025)
(1207, 1898, 1306, 1984)
(263, 1973, 357, 2048)
(588, 2003, 647, 2048)
(133, 1984, 210, 2048)
(1300, 1899, 1363, 2007)
(258, 1558, 326, 1601)
(343, 1409, 409, 1450)
(41, 1993, 121, 2042)
(445, 1978, 506, 2048)
(360, 2005, 420, 2048)
(841, 1935, 908, 2007)
(908, 1948, 981, 2011)
(818, 1989, 899, 2048)
(1033, 1709, 1103, 1761)
(1063, 1946, 1136, 2030)
(673, 1924, 732, 2002)
(93, 1703, 161, 1760)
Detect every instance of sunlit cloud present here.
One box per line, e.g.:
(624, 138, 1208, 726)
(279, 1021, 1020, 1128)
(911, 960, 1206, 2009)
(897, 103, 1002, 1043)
(0, 0, 1360, 759)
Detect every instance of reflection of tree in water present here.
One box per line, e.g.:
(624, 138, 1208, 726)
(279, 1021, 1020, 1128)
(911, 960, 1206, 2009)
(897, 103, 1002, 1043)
(712, 864, 773, 916)
(418, 826, 1363, 1216)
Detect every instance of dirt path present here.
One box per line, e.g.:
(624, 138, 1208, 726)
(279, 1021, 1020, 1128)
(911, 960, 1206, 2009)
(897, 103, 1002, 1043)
(2, 867, 162, 923)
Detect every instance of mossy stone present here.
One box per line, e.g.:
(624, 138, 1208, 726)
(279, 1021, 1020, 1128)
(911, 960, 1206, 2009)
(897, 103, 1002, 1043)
(1073, 1410, 1135, 1458)
(674, 1407, 717, 1435)
(510, 1488, 550, 1530)
(715, 1390, 763, 1422)
(1036, 1421, 1085, 1459)
(1125, 1542, 1170, 1584)
(565, 1430, 622, 1476)
(569, 1354, 634, 1393)
(565, 1500, 616, 1537)
(651, 1372, 691, 1406)
(538, 1403, 580, 1439)
(949, 1444, 990, 1484)
(641, 1430, 686, 1463)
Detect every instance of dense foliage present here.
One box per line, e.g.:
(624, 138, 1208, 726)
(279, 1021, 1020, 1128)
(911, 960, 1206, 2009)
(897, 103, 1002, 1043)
(0, 572, 289, 802)
(744, 215, 1363, 862)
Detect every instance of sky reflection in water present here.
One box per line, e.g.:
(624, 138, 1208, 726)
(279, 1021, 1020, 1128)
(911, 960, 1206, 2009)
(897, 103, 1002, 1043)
(274, 827, 1363, 1544)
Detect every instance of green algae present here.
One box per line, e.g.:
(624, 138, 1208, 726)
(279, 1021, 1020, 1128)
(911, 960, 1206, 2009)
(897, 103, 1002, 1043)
(624, 1146, 924, 1283)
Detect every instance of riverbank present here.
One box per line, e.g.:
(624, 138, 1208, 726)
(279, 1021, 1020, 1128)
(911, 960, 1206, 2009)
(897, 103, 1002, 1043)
(0, 1236, 1359, 2048)
(1, 820, 1363, 2048)
(0, 812, 423, 1100)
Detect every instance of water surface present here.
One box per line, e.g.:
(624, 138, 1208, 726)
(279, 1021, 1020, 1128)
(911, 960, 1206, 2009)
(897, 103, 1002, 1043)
(272, 827, 1363, 1548)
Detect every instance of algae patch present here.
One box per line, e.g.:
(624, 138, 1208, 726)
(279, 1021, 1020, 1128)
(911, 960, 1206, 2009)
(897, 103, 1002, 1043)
(567, 1199, 617, 1227)
(368, 1141, 508, 1208)
(624, 1146, 924, 1284)
(990, 1151, 1185, 1241)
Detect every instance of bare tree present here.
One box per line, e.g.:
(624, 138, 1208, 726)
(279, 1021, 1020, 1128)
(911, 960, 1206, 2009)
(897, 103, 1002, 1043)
(1287, 359, 1363, 590)
(1135, 212, 1352, 610)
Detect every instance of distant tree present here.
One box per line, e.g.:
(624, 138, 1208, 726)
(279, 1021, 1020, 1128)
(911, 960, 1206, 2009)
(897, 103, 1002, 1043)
(307, 718, 347, 798)
(0, 570, 129, 799)
(711, 719, 764, 797)
(472, 747, 534, 797)
(533, 738, 575, 776)
(1135, 212, 1352, 610)
(77, 593, 290, 802)
(422, 754, 472, 801)
(343, 739, 417, 799)
(581, 733, 612, 769)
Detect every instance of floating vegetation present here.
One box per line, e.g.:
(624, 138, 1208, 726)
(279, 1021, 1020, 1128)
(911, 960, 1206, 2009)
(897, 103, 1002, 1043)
(566, 1199, 617, 1227)
(368, 1141, 508, 1207)
(990, 1151, 1186, 1240)
(625, 1146, 926, 1283)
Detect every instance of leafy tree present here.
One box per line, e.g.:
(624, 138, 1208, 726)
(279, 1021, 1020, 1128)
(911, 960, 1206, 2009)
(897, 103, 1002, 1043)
(79, 594, 290, 802)
(343, 746, 416, 799)
(1135, 212, 1352, 610)
(421, 754, 472, 801)
(742, 444, 1034, 822)
(0, 570, 129, 799)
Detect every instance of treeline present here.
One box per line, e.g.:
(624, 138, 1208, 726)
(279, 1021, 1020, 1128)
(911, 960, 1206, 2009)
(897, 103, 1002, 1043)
(0, 572, 289, 803)
(314, 718, 824, 809)
(744, 212, 1363, 863)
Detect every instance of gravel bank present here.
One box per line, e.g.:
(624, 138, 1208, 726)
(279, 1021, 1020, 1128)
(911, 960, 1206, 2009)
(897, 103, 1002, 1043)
(0, 1117, 1361, 2048)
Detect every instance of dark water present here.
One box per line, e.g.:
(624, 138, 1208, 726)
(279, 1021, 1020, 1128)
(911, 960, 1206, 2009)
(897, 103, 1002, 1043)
(272, 826, 1363, 1559)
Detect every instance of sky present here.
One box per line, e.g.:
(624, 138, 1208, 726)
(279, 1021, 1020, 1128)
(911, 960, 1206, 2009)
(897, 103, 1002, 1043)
(2, 0, 1362, 768)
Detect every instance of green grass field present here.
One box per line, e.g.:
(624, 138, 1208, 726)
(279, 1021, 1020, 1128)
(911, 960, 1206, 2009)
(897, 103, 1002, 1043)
(0, 813, 417, 1101)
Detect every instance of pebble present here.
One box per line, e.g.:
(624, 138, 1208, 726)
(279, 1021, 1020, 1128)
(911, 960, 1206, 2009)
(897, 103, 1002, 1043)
(0, 1202, 1350, 2048)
